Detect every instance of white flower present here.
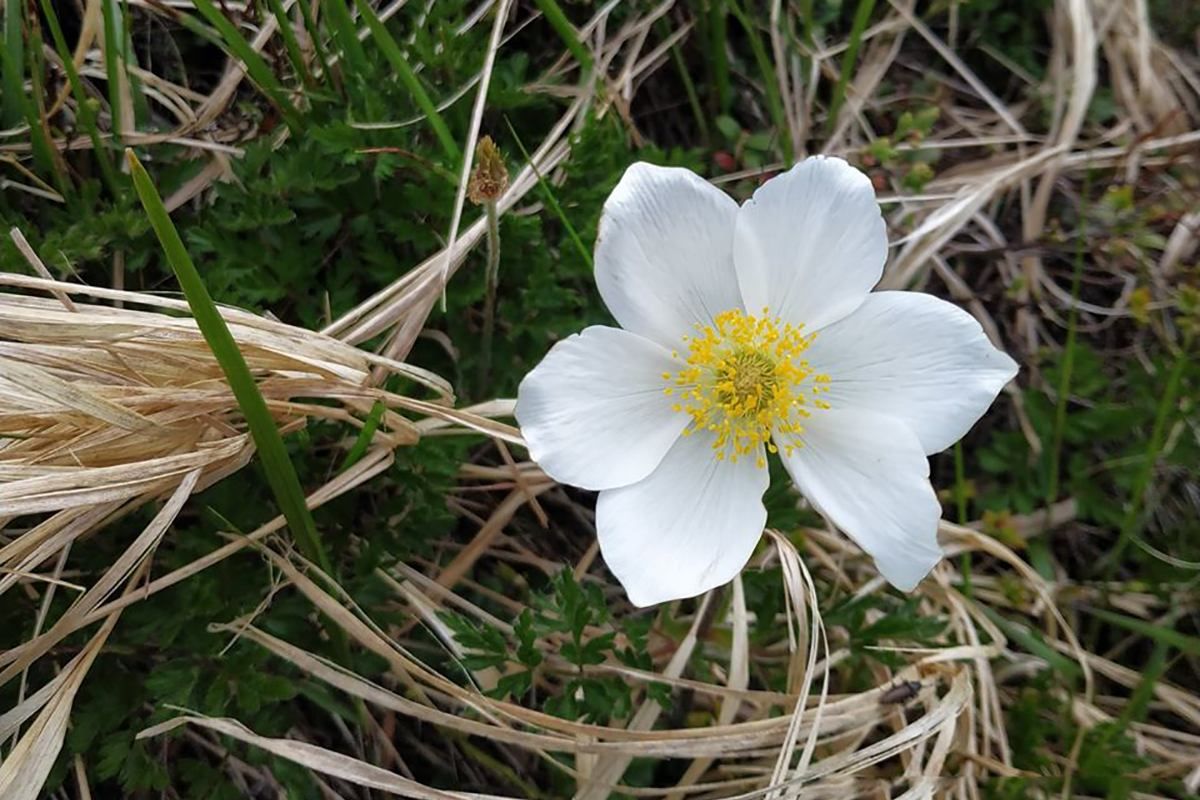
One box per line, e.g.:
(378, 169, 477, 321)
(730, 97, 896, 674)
(515, 157, 1017, 607)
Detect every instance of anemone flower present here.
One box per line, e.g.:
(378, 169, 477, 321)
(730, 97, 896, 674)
(515, 157, 1017, 606)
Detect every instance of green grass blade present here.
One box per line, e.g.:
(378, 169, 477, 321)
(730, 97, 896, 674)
(504, 118, 590, 269)
(709, 0, 732, 115)
(38, 0, 120, 194)
(126, 150, 331, 576)
(1117, 639, 1168, 729)
(826, 0, 876, 136)
(954, 441, 972, 597)
(0, 0, 59, 184)
(265, 0, 313, 87)
(100, 0, 128, 141)
(532, 0, 593, 74)
(295, 0, 335, 90)
(21, 14, 68, 192)
(188, 0, 304, 131)
(339, 400, 386, 473)
(320, 0, 369, 76)
(106, 2, 149, 129)
(352, 0, 461, 164)
(727, 0, 791, 161)
(1038, 170, 1093, 579)
(656, 18, 709, 142)
(798, 0, 816, 48)
(1085, 607, 1200, 656)
(981, 606, 1083, 682)
(1105, 342, 1190, 571)
(1045, 175, 1088, 508)
(2, 0, 25, 128)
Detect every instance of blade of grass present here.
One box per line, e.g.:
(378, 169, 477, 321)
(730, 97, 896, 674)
(105, 0, 150, 130)
(709, 0, 732, 115)
(38, 0, 120, 195)
(188, 0, 304, 132)
(532, 0, 593, 74)
(0, 1, 59, 185)
(126, 150, 330, 576)
(1104, 340, 1190, 572)
(727, 0, 792, 161)
(2, 0, 25, 128)
(656, 17, 709, 142)
(99, 0, 129, 141)
(320, 0, 368, 76)
(1039, 170, 1093, 579)
(954, 441, 972, 597)
(1085, 607, 1200, 656)
(797, 0, 815, 48)
(1044, 195, 1088, 508)
(295, 0, 336, 91)
(1097, 640, 1158, 800)
(1117, 639, 1169, 731)
(265, 0, 313, 88)
(826, 0, 876, 137)
(21, 11, 68, 193)
(503, 118, 590, 268)
(352, 0, 461, 165)
(981, 606, 1083, 682)
(125, 26, 151, 129)
(339, 401, 385, 473)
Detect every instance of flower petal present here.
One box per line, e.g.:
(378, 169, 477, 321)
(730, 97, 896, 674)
(807, 291, 1018, 454)
(595, 162, 743, 347)
(778, 409, 942, 591)
(596, 431, 768, 607)
(734, 156, 886, 331)
(515, 326, 687, 491)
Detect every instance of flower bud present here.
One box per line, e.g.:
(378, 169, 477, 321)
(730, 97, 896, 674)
(467, 136, 509, 205)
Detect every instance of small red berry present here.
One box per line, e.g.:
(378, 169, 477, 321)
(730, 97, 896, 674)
(713, 151, 737, 171)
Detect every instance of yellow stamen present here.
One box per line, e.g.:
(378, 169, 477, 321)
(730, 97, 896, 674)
(666, 308, 831, 465)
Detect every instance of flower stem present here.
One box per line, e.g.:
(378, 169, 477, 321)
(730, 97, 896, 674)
(478, 200, 501, 391)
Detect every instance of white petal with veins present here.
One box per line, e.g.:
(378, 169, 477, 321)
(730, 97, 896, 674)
(778, 408, 942, 591)
(734, 156, 886, 331)
(597, 430, 768, 607)
(595, 162, 743, 347)
(806, 291, 1018, 454)
(516, 326, 686, 491)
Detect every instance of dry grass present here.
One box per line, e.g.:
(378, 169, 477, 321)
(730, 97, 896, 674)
(2, 0, 1199, 798)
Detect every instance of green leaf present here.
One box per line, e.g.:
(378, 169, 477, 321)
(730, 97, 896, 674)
(714, 115, 741, 142)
